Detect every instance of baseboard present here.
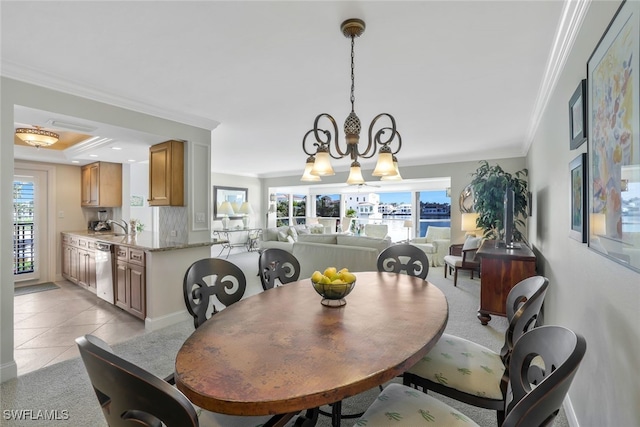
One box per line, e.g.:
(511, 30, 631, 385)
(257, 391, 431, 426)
(563, 394, 580, 427)
(1, 360, 18, 383)
(144, 310, 191, 332)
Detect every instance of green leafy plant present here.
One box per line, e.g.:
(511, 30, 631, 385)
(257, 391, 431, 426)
(470, 161, 529, 242)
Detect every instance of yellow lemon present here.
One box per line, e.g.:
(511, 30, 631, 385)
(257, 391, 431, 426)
(311, 271, 324, 283)
(338, 267, 350, 274)
(320, 275, 332, 285)
(323, 267, 338, 278)
(340, 272, 356, 284)
(331, 279, 346, 285)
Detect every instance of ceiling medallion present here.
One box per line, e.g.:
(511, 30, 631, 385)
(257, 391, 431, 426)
(15, 126, 59, 149)
(301, 18, 403, 184)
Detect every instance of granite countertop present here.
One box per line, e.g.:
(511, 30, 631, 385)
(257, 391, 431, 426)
(63, 231, 228, 252)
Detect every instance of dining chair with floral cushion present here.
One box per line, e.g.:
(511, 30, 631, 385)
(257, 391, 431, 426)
(402, 275, 549, 425)
(356, 325, 586, 427)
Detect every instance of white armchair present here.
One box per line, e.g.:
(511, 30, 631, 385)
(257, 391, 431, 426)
(410, 226, 451, 266)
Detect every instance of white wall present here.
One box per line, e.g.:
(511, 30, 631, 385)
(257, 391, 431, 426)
(527, 1, 639, 425)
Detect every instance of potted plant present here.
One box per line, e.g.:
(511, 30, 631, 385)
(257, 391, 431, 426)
(469, 161, 529, 242)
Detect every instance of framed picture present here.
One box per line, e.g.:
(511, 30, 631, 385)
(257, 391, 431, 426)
(569, 79, 587, 150)
(587, 0, 640, 272)
(213, 186, 247, 218)
(569, 154, 587, 243)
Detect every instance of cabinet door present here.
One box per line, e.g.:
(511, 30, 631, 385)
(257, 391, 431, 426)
(62, 244, 72, 279)
(128, 264, 146, 319)
(69, 246, 80, 283)
(81, 163, 99, 206)
(149, 143, 170, 206)
(115, 261, 128, 309)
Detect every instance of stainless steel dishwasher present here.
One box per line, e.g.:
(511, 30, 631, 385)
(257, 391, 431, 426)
(95, 242, 114, 303)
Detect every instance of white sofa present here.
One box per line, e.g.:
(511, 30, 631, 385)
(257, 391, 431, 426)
(410, 226, 451, 267)
(259, 226, 392, 278)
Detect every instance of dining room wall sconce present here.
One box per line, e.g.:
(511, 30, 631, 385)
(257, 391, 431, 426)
(15, 126, 59, 149)
(301, 18, 403, 184)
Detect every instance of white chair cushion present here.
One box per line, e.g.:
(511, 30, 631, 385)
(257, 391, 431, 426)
(406, 333, 505, 400)
(443, 255, 463, 267)
(356, 383, 480, 426)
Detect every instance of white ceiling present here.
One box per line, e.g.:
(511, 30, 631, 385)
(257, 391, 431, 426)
(1, 1, 578, 177)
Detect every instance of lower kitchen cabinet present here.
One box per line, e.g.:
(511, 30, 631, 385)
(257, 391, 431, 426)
(61, 234, 96, 292)
(115, 246, 146, 320)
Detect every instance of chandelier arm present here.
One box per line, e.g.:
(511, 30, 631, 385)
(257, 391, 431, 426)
(357, 113, 401, 158)
(302, 129, 330, 156)
(313, 113, 349, 159)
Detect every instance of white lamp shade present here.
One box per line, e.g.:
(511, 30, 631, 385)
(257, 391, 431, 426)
(461, 213, 480, 231)
(239, 202, 254, 215)
(372, 151, 397, 176)
(311, 151, 335, 176)
(381, 158, 402, 181)
(590, 213, 606, 235)
(218, 201, 235, 217)
(301, 159, 321, 181)
(403, 220, 413, 228)
(346, 164, 365, 185)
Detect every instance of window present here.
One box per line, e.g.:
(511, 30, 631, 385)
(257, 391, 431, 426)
(419, 191, 451, 237)
(315, 194, 340, 218)
(292, 194, 306, 225)
(276, 193, 290, 226)
(13, 180, 35, 275)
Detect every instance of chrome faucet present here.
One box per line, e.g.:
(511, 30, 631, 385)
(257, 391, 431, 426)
(107, 219, 129, 235)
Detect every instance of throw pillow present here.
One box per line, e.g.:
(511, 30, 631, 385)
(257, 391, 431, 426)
(277, 230, 289, 242)
(288, 226, 299, 242)
(462, 236, 481, 250)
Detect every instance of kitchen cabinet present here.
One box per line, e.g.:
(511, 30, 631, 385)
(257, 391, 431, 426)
(115, 246, 146, 320)
(81, 161, 123, 207)
(149, 140, 184, 206)
(61, 234, 96, 292)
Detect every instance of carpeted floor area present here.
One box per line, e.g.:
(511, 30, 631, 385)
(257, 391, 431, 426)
(1, 250, 569, 426)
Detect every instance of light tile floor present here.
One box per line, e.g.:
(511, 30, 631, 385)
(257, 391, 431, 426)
(13, 280, 146, 376)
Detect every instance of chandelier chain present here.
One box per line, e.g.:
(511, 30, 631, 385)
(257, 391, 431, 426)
(350, 35, 355, 112)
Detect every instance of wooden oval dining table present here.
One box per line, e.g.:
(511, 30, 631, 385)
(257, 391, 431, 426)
(174, 271, 448, 426)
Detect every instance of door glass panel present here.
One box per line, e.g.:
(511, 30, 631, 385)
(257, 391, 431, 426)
(13, 179, 36, 278)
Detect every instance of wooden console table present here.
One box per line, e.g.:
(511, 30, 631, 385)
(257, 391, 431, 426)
(475, 239, 536, 325)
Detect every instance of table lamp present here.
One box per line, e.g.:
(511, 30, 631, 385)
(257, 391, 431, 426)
(218, 201, 235, 229)
(461, 212, 480, 238)
(239, 202, 254, 228)
(403, 220, 413, 241)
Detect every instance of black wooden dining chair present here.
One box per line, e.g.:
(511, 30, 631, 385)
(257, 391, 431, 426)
(376, 243, 430, 279)
(402, 275, 549, 425)
(356, 325, 586, 426)
(183, 257, 246, 329)
(76, 334, 273, 427)
(258, 248, 301, 291)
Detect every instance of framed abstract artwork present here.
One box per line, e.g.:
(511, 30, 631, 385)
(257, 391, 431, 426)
(570, 154, 587, 243)
(569, 79, 587, 150)
(587, 0, 640, 272)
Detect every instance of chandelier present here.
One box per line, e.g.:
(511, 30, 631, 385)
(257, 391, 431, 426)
(15, 126, 59, 149)
(301, 18, 403, 184)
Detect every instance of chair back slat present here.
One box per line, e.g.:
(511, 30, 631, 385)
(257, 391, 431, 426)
(258, 248, 301, 290)
(377, 244, 430, 279)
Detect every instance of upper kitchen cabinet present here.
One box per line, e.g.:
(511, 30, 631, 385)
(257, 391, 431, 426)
(81, 161, 122, 207)
(149, 140, 184, 206)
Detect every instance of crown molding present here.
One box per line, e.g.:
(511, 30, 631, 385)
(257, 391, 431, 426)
(524, 0, 592, 151)
(1, 59, 220, 131)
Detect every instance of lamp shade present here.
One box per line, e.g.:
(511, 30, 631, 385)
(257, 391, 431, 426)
(218, 201, 235, 217)
(310, 150, 335, 176)
(301, 157, 321, 181)
(239, 202, 254, 215)
(403, 220, 413, 228)
(381, 156, 402, 181)
(461, 213, 479, 231)
(590, 213, 606, 235)
(371, 150, 397, 177)
(346, 162, 365, 185)
(15, 126, 59, 148)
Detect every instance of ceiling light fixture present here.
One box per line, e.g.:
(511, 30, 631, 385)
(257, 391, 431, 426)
(301, 18, 403, 185)
(15, 126, 59, 149)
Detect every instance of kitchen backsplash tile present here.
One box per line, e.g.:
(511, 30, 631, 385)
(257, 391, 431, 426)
(159, 206, 187, 242)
